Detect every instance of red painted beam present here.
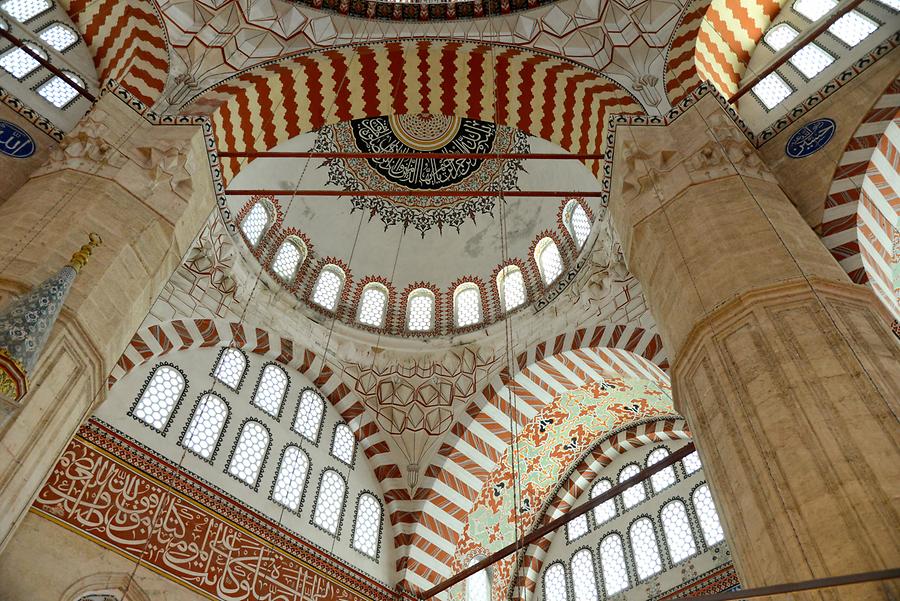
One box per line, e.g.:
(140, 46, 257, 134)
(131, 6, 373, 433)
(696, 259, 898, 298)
(224, 189, 604, 198)
(218, 151, 604, 160)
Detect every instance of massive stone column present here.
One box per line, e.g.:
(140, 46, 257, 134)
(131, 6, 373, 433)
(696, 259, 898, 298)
(609, 94, 900, 598)
(0, 93, 214, 550)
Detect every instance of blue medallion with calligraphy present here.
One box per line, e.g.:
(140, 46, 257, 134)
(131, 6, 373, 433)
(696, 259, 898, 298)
(785, 118, 835, 159)
(0, 120, 35, 159)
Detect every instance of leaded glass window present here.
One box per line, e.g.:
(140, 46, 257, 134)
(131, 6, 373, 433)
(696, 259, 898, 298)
(213, 347, 246, 390)
(599, 533, 629, 596)
(228, 420, 269, 487)
(683, 450, 702, 475)
(331, 423, 355, 465)
(497, 265, 526, 312)
(37, 72, 82, 107)
(1, 0, 50, 21)
(465, 557, 489, 601)
(312, 265, 343, 311)
(37, 23, 78, 51)
(630, 518, 663, 580)
(252, 364, 288, 417)
(240, 200, 272, 247)
(272, 445, 309, 511)
(647, 447, 676, 493)
(352, 493, 382, 558)
(793, 0, 879, 46)
(293, 389, 325, 442)
(763, 24, 834, 78)
(272, 237, 305, 283)
(591, 478, 616, 525)
(543, 562, 568, 601)
(358, 283, 388, 328)
(570, 548, 599, 601)
(564, 200, 591, 248)
(131, 365, 184, 431)
(535, 237, 563, 285)
(407, 288, 435, 331)
(693, 484, 725, 546)
(566, 513, 589, 542)
(619, 464, 645, 508)
(313, 469, 346, 535)
(0, 42, 45, 78)
(454, 283, 482, 327)
(182, 393, 228, 459)
(661, 500, 697, 563)
(752, 72, 792, 109)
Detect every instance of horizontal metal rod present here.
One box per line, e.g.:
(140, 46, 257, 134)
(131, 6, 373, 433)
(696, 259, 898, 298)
(0, 27, 96, 103)
(728, 0, 864, 104)
(219, 151, 603, 160)
(421, 442, 696, 599)
(225, 189, 603, 198)
(675, 567, 900, 600)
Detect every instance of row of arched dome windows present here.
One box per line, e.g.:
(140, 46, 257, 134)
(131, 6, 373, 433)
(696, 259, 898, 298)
(0, 0, 86, 109)
(128, 348, 383, 559)
(545, 483, 723, 601)
(240, 198, 592, 332)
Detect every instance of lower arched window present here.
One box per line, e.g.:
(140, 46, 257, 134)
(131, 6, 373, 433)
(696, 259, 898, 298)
(629, 518, 663, 580)
(228, 420, 270, 487)
(293, 388, 325, 442)
(692, 484, 725, 546)
(252, 363, 288, 417)
(661, 500, 697, 563)
(542, 562, 569, 601)
(570, 548, 599, 601)
(213, 347, 247, 391)
(182, 393, 228, 459)
(37, 71, 83, 108)
(271, 446, 309, 512)
(352, 493, 383, 559)
(465, 556, 490, 601)
(313, 469, 347, 535)
(599, 533, 629, 596)
(131, 364, 185, 431)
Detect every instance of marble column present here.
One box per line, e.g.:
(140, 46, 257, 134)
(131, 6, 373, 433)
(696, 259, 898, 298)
(0, 93, 214, 551)
(609, 94, 900, 598)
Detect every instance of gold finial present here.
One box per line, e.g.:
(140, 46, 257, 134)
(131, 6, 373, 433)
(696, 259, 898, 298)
(67, 233, 102, 273)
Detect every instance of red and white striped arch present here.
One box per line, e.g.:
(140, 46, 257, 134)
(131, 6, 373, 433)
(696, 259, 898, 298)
(188, 41, 643, 184)
(821, 78, 900, 322)
(396, 324, 668, 592)
(62, 0, 170, 107)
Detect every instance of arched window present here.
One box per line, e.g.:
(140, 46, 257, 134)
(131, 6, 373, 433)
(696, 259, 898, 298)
(1, 0, 51, 21)
(352, 493, 383, 559)
(228, 420, 270, 487)
(454, 282, 482, 328)
(542, 562, 568, 601)
(271, 236, 306, 283)
(357, 283, 388, 328)
(591, 478, 616, 525)
(182, 393, 228, 459)
(293, 388, 325, 442)
(763, 23, 834, 78)
(629, 518, 663, 581)
(752, 73, 793, 110)
(793, 0, 878, 47)
(312, 265, 344, 311)
(534, 237, 563, 285)
(496, 265, 526, 312)
(213, 347, 246, 391)
(313, 469, 346, 535)
(37, 71, 83, 107)
(599, 533, 629, 596)
(37, 23, 78, 51)
(661, 500, 697, 563)
(566, 513, 589, 542)
(240, 199, 273, 247)
(272, 445, 309, 512)
(682, 450, 702, 475)
(692, 484, 725, 546)
(131, 365, 185, 431)
(619, 463, 645, 508)
(465, 556, 489, 601)
(0, 41, 46, 78)
(252, 363, 288, 417)
(647, 447, 676, 493)
(564, 199, 591, 249)
(570, 548, 599, 601)
(331, 423, 355, 466)
(406, 288, 435, 331)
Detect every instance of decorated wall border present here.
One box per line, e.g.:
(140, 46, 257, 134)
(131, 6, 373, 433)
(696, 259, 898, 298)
(349, 489, 386, 563)
(177, 390, 232, 464)
(222, 417, 273, 492)
(249, 361, 292, 422)
(267, 442, 313, 516)
(0, 85, 64, 141)
(126, 361, 188, 436)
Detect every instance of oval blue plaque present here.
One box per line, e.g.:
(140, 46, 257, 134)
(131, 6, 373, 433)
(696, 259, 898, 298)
(0, 120, 36, 159)
(786, 118, 835, 159)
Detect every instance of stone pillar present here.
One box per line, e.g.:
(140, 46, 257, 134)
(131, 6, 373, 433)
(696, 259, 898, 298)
(0, 93, 214, 550)
(609, 94, 900, 598)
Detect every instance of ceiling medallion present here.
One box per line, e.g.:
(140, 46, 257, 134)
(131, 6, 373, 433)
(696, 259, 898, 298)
(315, 114, 529, 236)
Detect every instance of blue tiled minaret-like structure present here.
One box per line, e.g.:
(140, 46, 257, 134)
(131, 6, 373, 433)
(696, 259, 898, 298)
(0, 233, 102, 404)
